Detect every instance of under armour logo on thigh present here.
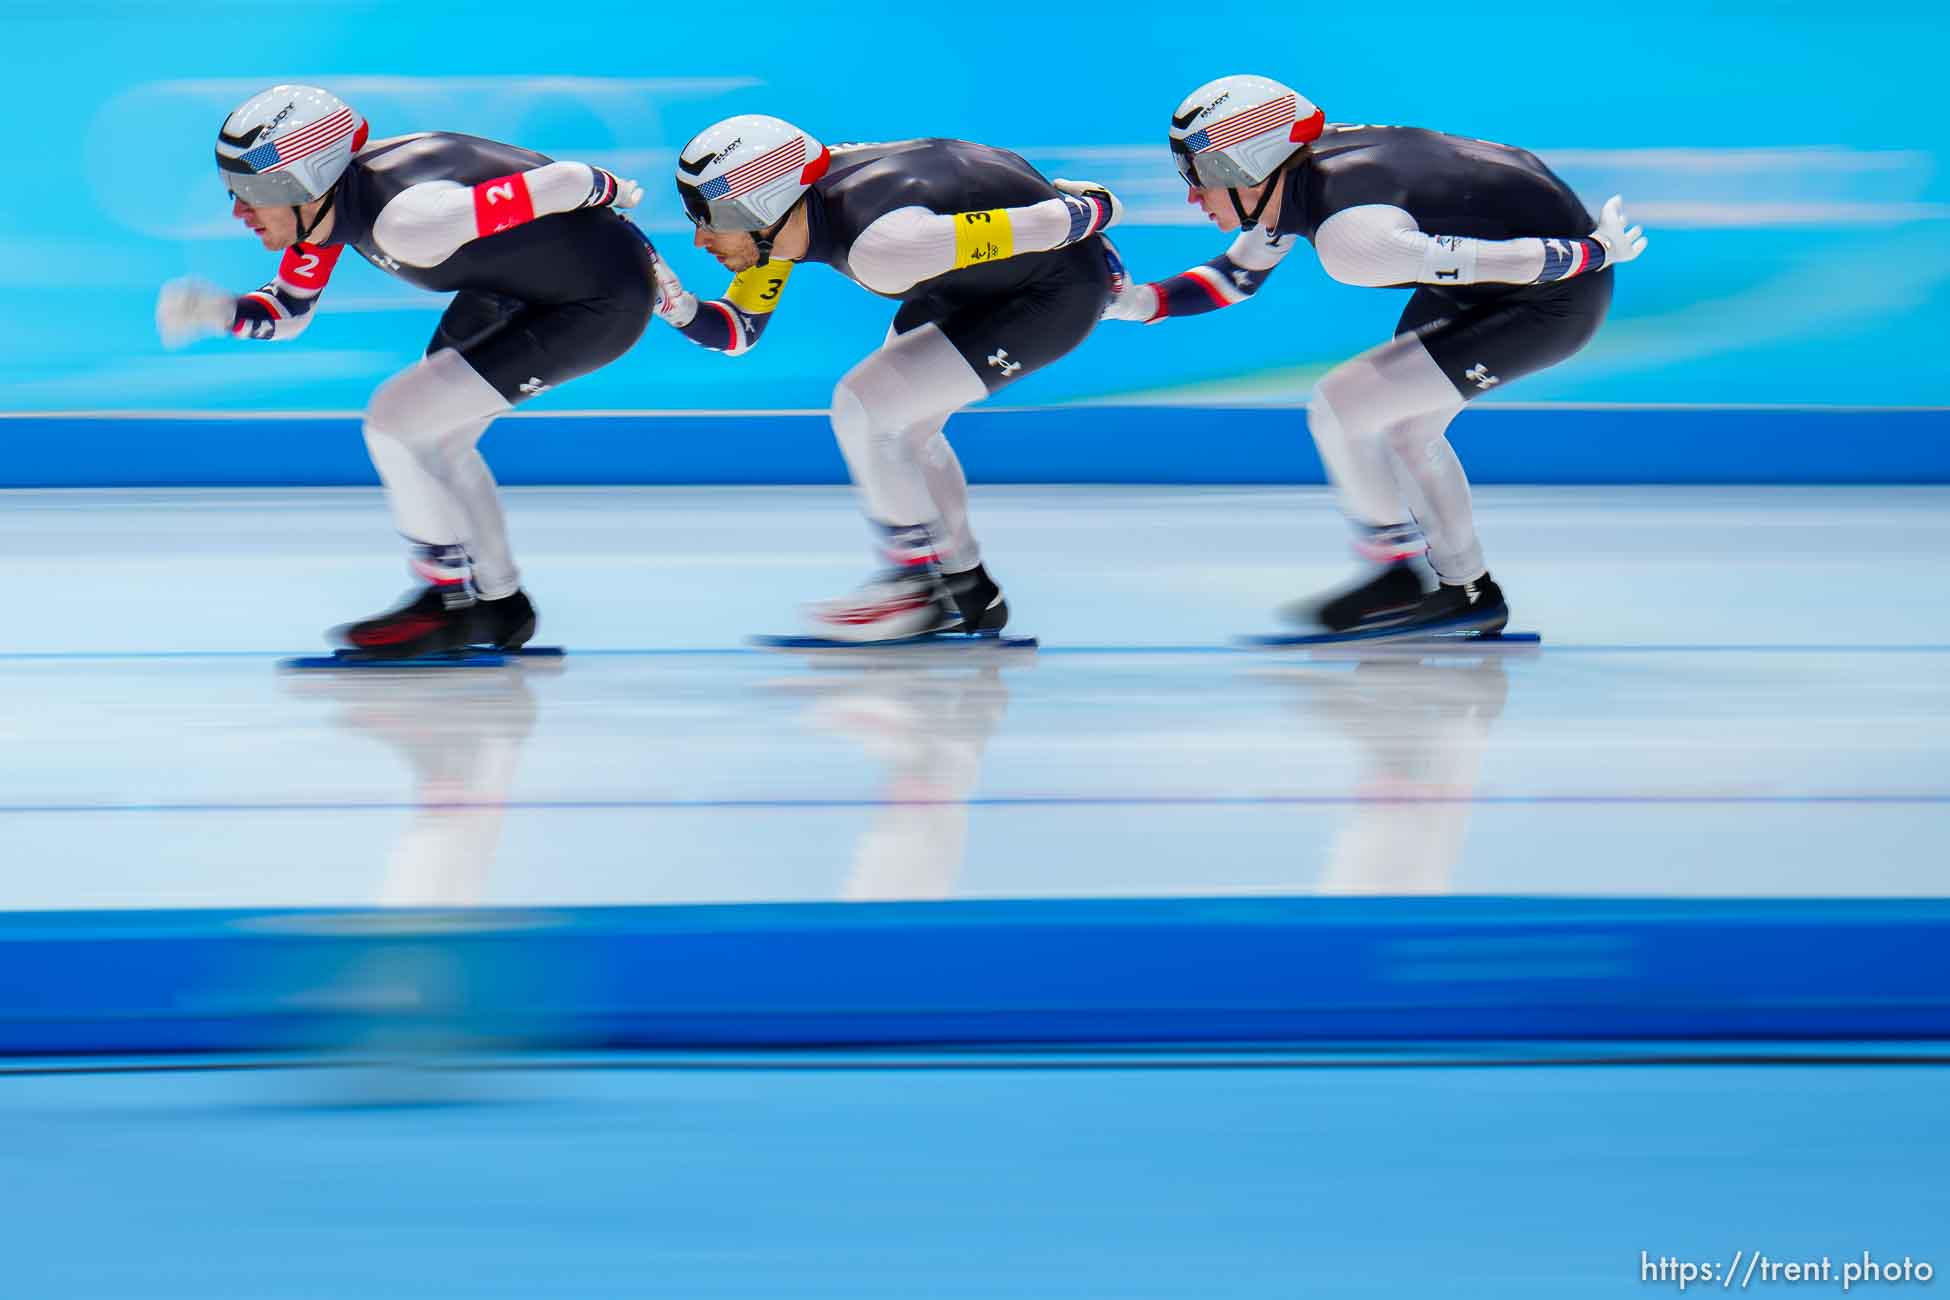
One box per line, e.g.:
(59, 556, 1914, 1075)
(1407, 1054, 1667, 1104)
(1465, 363, 1500, 390)
(518, 376, 551, 396)
(986, 349, 1022, 378)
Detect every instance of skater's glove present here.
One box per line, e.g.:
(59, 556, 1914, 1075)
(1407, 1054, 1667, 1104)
(155, 278, 236, 348)
(1051, 178, 1124, 236)
(1099, 238, 1154, 323)
(1101, 279, 1160, 322)
(1096, 236, 1158, 322)
(586, 166, 645, 211)
(1591, 194, 1647, 267)
(651, 251, 699, 328)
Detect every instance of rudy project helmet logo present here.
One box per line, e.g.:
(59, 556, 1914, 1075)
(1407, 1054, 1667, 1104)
(1171, 93, 1230, 131)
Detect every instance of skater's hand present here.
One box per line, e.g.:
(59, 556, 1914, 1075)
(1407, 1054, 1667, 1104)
(1096, 237, 1157, 322)
(1052, 177, 1124, 234)
(588, 166, 644, 210)
(1101, 278, 1159, 322)
(651, 251, 699, 328)
(1592, 195, 1647, 267)
(155, 278, 236, 348)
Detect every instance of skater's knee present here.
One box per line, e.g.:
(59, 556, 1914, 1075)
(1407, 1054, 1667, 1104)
(363, 369, 427, 442)
(365, 350, 506, 444)
(1308, 377, 1377, 450)
(1314, 359, 1381, 423)
(1316, 344, 1461, 440)
(830, 376, 874, 443)
(830, 375, 906, 455)
(1381, 416, 1458, 467)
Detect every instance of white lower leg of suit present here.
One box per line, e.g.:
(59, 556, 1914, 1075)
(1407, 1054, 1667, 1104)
(828, 322, 989, 573)
(1306, 333, 1487, 583)
(362, 348, 524, 598)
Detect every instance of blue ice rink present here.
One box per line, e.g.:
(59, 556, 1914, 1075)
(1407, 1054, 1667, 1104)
(2, 484, 1948, 1294)
(3, 484, 1947, 909)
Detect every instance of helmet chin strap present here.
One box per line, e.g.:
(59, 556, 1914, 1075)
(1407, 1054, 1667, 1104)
(1226, 180, 1277, 232)
(751, 226, 779, 268)
(292, 189, 337, 245)
(750, 194, 810, 268)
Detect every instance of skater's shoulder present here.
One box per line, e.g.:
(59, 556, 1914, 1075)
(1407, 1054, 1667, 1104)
(819, 138, 1049, 217)
(351, 132, 552, 187)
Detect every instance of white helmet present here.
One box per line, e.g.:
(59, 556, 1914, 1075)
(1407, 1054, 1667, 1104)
(675, 114, 830, 234)
(1168, 74, 1324, 192)
(216, 84, 367, 208)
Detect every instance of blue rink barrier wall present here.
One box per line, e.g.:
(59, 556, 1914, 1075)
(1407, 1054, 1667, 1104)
(2, 898, 1948, 1056)
(2, 406, 1948, 486)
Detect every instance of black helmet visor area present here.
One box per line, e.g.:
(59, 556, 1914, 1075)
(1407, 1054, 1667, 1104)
(217, 150, 313, 207)
(676, 179, 715, 228)
(1169, 137, 1205, 189)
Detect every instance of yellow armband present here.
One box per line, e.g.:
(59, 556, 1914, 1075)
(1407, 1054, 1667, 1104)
(724, 261, 794, 314)
(952, 210, 1014, 269)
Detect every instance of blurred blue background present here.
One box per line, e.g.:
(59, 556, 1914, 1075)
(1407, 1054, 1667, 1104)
(1, 0, 1945, 479)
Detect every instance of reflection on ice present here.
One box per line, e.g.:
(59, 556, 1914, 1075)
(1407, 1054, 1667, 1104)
(759, 662, 1016, 900)
(1251, 656, 1510, 894)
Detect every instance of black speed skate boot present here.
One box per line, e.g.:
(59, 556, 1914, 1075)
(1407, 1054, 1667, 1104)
(942, 563, 1009, 634)
(470, 588, 539, 649)
(334, 586, 537, 660)
(1399, 573, 1509, 637)
(1284, 560, 1430, 632)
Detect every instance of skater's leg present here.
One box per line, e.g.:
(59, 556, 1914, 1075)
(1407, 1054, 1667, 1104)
(347, 303, 642, 656)
(405, 257, 652, 598)
(808, 248, 1105, 642)
(829, 322, 987, 566)
(802, 325, 996, 642)
(1383, 408, 1486, 584)
(900, 239, 1108, 576)
(426, 426, 520, 598)
(1292, 337, 1504, 633)
(861, 313, 980, 575)
(1309, 331, 1466, 542)
(1291, 276, 1614, 634)
(912, 421, 979, 575)
(346, 358, 529, 656)
(1290, 336, 1463, 629)
(363, 347, 512, 585)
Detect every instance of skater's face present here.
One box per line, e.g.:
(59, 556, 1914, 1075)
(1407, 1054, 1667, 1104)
(694, 224, 762, 272)
(1187, 178, 1281, 233)
(231, 194, 299, 250)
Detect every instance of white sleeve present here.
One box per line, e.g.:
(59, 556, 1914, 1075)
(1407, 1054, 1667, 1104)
(1313, 204, 1554, 288)
(1226, 224, 1301, 273)
(372, 162, 603, 268)
(846, 196, 1108, 296)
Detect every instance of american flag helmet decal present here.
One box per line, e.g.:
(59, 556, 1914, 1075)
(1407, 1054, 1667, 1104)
(237, 107, 359, 174)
